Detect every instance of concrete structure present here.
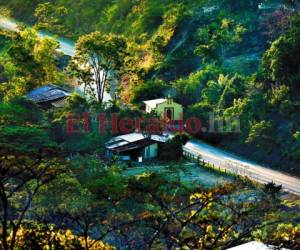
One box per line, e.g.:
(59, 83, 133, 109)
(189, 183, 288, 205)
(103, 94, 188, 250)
(105, 133, 173, 161)
(144, 98, 183, 121)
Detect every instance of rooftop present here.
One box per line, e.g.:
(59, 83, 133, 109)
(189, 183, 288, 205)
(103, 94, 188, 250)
(227, 241, 287, 250)
(109, 138, 155, 153)
(106, 132, 173, 150)
(143, 98, 167, 109)
(27, 84, 71, 104)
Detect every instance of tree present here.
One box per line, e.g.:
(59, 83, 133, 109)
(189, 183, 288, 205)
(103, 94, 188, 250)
(263, 182, 282, 197)
(34, 2, 70, 37)
(0, 97, 42, 126)
(1, 28, 64, 96)
(148, 3, 184, 55)
(33, 155, 131, 250)
(194, 19, 245, 63)
(0, 149, 66, 250)
(32, 173, 107, 250)
(121, 173, 281, 249)
(0, 97, 55, 153)
(262, 13, 300, 89)
(7, 153, 294, 250)
(6, 221, 113, 250)
(130, 79, 169, 105)
(159, 133, 190, 161)
(261, 8, 293, 40)
(201, 74, 246, 111)
(173, 64, 221, 106)
(0, 6, 11, 18)
(223, 80, 267, 136)
(69, 32, 128, 103)
(246, 120, 274, 149)
(0, 96, 66, 250)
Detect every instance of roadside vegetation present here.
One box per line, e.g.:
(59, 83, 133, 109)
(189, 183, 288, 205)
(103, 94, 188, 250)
(0, 0, 300, 249)
(1, 0, 299, 174)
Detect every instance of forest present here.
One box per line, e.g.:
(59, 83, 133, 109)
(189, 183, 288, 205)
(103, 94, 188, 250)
(1, 0, 299, 173)
(0, 0, 300, 249)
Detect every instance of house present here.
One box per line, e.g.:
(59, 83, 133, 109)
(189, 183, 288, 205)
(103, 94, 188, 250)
(105, 132, 173, 161)
(143, 98, 183, 121)
(26, 84, 71, 108)
(227, 241, 287, 250)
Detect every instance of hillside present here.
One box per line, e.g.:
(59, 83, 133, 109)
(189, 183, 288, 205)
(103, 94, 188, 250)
(0, 0, 299, 175)
(1, 1, 300, 249)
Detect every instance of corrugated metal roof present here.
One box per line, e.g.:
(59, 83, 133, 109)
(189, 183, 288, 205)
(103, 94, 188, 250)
(106, 140, 129, 149)
(106, 133, 172, 150)
(27, 84, 70, 104)
(110, 138, 156, 153)
(107, 133, 145, 144)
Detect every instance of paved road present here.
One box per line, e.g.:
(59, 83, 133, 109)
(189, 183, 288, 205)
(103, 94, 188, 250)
(184, 140, 300, 196)
(3, 15, 300, 195)
(0, 15, 112, 101)
(0, 15, 75, 56)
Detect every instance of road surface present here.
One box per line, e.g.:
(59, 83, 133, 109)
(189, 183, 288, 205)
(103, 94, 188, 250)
(2, 15, 300, 195)
(184, 140, 300, 196)
(0, 15, 112, 101)
(0, 15, 75, 56)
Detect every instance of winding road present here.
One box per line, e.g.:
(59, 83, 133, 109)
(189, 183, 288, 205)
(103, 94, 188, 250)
(2, 15, 300, 196)
(184, 140, 300, 196)
(0, 15, 111, 101)
(0, 15, 75, 56)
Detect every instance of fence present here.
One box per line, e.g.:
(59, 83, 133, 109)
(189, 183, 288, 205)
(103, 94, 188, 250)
(182, 146, 300, 196)
(183, 147, 242, 181)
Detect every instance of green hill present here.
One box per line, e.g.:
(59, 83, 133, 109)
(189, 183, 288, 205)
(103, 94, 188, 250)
(0, 0, 299, 174)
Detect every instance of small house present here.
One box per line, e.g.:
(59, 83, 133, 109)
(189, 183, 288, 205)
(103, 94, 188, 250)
(27, 84, 71, 108)
(105, 132, 173, 161)
(144, 98, 183, 121)
(227, 241, 282, 250)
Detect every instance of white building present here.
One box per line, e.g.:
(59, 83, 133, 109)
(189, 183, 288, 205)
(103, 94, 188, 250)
(144, 98, 183, 121)
(105, 133, 173, 161)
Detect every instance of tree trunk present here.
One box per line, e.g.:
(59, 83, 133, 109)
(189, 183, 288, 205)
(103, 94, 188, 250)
(84, 229, 89, 250)
(100, 71, 108, 104)
(1, 219, 9, 250)
(0, 189, 9, 250)
(9, 227, 18, 250)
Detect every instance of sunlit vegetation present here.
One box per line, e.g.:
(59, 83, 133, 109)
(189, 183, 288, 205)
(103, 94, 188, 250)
(0, 0, 300, 249)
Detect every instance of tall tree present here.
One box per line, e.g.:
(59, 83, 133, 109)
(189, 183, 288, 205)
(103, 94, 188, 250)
(262, 13, 300, 89)
(0, 149, 66, 250)
(34, 2, 70, 37)
(0, 28, 64, 98)
(69, 32, 127, 103)
(194, 18, 245, 63)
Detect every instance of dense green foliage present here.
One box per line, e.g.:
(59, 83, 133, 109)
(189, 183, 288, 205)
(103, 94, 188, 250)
(69, 31, 128, 103)
(0, 0, 300, 248)
(0, 28, 64, 100)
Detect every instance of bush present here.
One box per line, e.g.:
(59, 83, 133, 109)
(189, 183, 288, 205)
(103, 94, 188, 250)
(1, 221, 113, 250)
(130, 79, 170, 105)
(159, 133, 190, 161)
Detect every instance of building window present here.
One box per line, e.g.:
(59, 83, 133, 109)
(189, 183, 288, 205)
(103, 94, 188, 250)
(164, 107, 174, 120)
